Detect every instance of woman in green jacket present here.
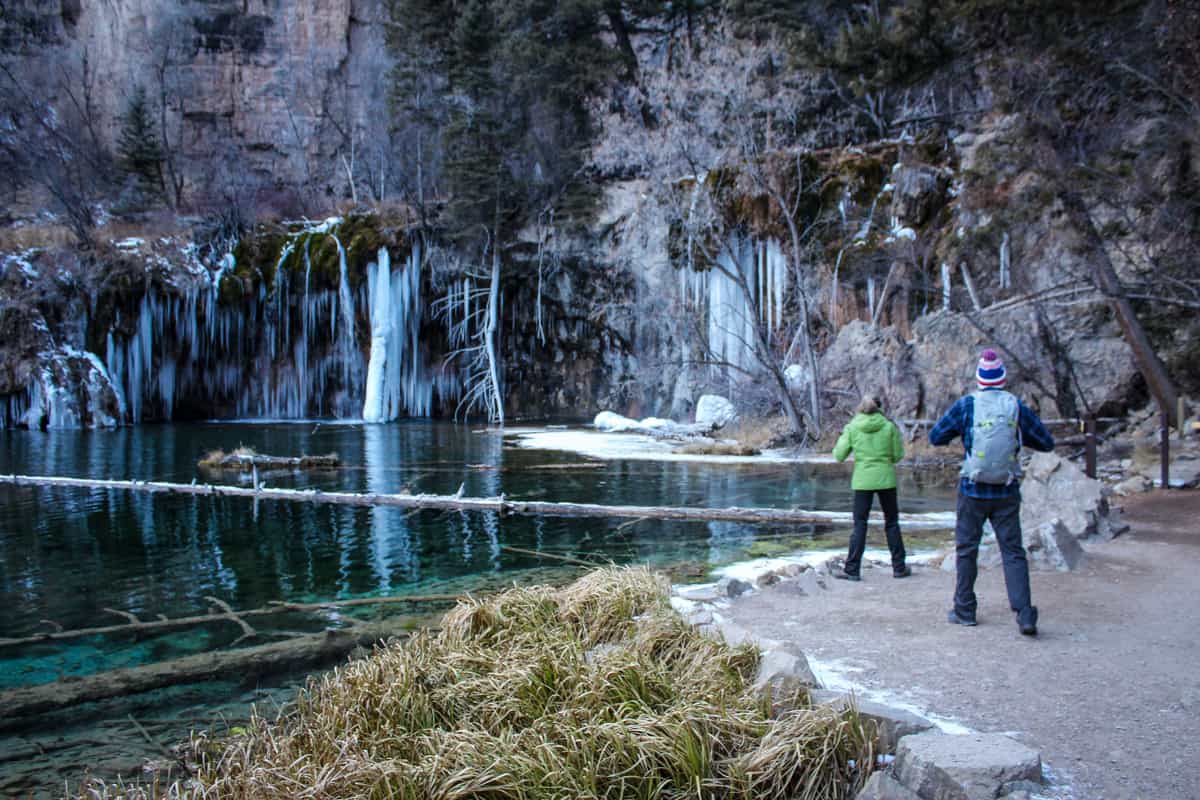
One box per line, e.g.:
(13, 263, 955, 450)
(831, 394, 910, 581)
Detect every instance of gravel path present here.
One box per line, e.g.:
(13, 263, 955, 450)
(723, 489, 1200, 800)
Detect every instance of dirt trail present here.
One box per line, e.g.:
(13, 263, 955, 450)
(724, 490, 1200, 800)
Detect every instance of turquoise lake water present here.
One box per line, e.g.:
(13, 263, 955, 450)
(0, 421, 956, 795)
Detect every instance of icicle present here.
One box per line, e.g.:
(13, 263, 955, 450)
(999, 231, 1011, 289)
(766, 240, 786, 332)
(685, 174, 706, 273)
(941, 262, 952, 310)
(330, 231, 363, 417)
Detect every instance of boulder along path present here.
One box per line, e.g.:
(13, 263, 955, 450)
(723, 489, 1200, 800)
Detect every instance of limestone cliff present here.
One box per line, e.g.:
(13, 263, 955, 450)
(0, 2, 1195, 431)
(1, 0, 390, 203)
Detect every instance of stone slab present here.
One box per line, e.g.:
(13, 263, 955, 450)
(856, 770, 922, 800)
(893, 732, 1042, 800)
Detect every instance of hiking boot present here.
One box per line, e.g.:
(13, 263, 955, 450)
(832, 570, 861, 582)
(893, 565, 912, 578)
(1018, 606, 1039, 636)
(947, 609, 977, 626)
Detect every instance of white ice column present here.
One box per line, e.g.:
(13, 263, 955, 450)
(362, 244, 432, 422)
(362, 248, 393, 423)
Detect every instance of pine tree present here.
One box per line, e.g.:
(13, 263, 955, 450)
(117, 86, 165, 204)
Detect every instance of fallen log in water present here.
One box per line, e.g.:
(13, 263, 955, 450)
(198, 449, 339, 472)
(0, 474, 956, 529)
(0, 625, 404, 725)
(0, 594, 461, 650)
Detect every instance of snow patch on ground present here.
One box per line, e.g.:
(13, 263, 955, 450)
(508, 426, 836, 465)
(807, 656, 975, 735)
(711, 548, 946, 583)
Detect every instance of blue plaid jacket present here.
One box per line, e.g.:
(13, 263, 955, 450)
(928, 390, 1056, 499)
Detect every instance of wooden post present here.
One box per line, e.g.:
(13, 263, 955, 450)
(1179, 396, 1187, 442)
(1085, 415, 1097, 479)
(1161, 405, 1171, 489)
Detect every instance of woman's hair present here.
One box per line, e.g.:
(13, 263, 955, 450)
(856, 394, 883, 415)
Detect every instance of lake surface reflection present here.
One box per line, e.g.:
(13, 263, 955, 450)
(0, 421, 955, 795)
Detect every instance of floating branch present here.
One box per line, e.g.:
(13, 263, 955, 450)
(499, 545, 604, 567)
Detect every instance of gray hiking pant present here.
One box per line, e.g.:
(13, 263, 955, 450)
(953, 491, 1034, 623)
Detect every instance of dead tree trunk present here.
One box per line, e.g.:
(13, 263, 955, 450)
(1060, 186, 1180, 424)
(1038, 140, 1180, 425)
(0, 474, 956, 529)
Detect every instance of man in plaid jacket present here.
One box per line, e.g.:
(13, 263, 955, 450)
(929, 349, 1055, 635)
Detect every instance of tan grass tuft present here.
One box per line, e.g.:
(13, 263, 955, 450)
(76, 566, 874, 799)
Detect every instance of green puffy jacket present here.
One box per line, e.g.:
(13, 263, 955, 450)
(832, 412, 904, 491)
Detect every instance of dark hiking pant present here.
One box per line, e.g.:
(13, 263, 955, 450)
(845, 488, 906, 576)
(953, 492, 1035, 624)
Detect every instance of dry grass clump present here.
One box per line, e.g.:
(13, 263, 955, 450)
(80, 567, 873, 799)
(718, 416, 792, 451)
(196, 446, 256, 469)
(673, 441, 762, 456)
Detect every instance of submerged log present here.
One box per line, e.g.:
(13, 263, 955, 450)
(0, 593, 461, 650)
(0, 625, 404, 725)
(0, 474, 956, 529)
(197, 449, 339, 472)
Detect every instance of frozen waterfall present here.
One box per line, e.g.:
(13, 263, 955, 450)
(362, 243, 460, 423)
(93, 223, 456, 425)
(679, 233, 789, 376)
(4, 219, 471, 429)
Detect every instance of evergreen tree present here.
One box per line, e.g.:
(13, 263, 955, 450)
(117, 86, 165, 204)
(387, 0, 688, 242)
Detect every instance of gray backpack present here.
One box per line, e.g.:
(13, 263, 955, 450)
(961, 390, 1021, 484)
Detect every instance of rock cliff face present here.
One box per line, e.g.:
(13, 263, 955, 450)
(0, 3, 1194, 430)
(2, 0, 389, 201)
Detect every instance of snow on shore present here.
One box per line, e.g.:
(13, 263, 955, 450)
(508, 426, 838, 465)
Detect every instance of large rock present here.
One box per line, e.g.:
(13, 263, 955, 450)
(856, 770, 922, 800)
(891, 163, 950, 228)
(893, 732, 1042, 800)
(593, 410, 644, 432)
(1021, 452, 1119, 540)
(753, 647, 819, 714)
(1024, 518, 1085, 571)
(947, 517, 1083, 572)
(784, 363, 809, 392)
(1112, 474, 1151, 496)
(694, 394, 737, 428)
(809, 690, 935, 753)
(593, 410, 711, 438)
(910, 312, 1138, 422)
(818, 321, 922, 420)
(717, 576, 753, 598)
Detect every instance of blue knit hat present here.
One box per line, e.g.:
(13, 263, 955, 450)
(977, 348, 1007, 389)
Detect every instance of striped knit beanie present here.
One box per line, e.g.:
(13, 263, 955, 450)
(977, 348, 1007, 389)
